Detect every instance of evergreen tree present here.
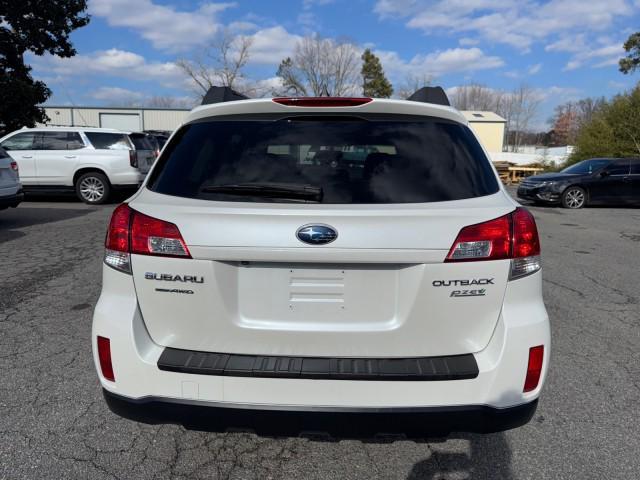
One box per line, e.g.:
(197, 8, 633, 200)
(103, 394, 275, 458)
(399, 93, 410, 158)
(361, 49, 393, 98)
(0, 1, 90, 134)
(620, 32, 640, 74)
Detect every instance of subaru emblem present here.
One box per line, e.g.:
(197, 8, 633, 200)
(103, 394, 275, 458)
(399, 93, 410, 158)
(296, 224, 338, 245)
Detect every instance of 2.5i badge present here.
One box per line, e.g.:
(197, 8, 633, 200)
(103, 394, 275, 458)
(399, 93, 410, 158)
(432, 278, 493, 298)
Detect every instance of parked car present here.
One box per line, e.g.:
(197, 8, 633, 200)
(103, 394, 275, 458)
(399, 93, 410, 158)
(93, 87, 550, 433)
(0, 146, 23, 210)
(144, 130, 171, 152)
(127, 132, 157, 174)
(517, 158, 640, 208)
(0, 127, 148, 204)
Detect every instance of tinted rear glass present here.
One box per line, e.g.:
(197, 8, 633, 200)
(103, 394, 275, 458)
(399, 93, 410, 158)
(39, 131, 84, 150)
(85, 132, 131, 150)
(129, 134, 154, 150)
(0, 146, 9, 158)
(148, 118, 499, 204)
(1, 132, 36, 151)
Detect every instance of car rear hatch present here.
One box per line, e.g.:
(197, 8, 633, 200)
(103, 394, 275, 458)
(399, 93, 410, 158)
(127, 192, 515, 357)
(117, 111, 531, 358)
(128, 133, 156, 174)
(0, 148, 18, 191)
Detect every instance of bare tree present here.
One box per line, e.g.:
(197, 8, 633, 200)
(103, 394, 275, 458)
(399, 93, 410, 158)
(450, 84, 504, 112)
(276, 36, 361, 96)
(450, 83, 541, 151)
(143, 96, 196, 109)
(396, 73, 433, 99)
(176, 31, 253, 98)
(504, 85, 542, 152)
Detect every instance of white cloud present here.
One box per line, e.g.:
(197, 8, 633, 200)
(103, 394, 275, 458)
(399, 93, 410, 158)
(303, 0, 335, 8)
(562, 42, 624, 71)
(89, 0, 235, 51)
(31, 49, 185, 88)
(248, 27, 303, 64)
(91, 86, 145, 102)
(528, 63, 542, 75)
(458, 37, 479, 46)
(375, 0, 636, 51)
(376, 47, 504, 79)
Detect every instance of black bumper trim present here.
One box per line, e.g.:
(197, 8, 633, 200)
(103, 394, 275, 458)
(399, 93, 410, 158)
(0, 191, 24, 208)
(157, 348, 479, 381)
(103, 389, 538, 435)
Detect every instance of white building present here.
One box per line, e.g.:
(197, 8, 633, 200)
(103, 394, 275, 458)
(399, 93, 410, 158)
(40, 106, 190, 132)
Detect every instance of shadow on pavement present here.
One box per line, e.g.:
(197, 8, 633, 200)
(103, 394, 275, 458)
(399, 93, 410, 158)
(407, 433, 513, 479)
(0, 206, 95, 243)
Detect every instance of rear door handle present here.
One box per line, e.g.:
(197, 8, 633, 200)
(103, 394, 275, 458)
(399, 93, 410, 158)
(622, 177, 631, 182)
(21, 155, 33, 159)
(64, 155, 77, 159)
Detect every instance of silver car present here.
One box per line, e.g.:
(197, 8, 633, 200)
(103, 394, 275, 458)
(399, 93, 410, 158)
(0, 146, 23, 210)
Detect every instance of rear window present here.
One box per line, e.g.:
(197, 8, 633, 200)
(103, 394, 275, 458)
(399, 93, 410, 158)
(85, 132, 131, 150)
(148, 117, 499, 204)
(129, 134, 154, 151)
(0, 146, 9, 158)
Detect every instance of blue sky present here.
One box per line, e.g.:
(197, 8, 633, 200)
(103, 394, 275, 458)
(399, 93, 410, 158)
(30, 0, 640, 129)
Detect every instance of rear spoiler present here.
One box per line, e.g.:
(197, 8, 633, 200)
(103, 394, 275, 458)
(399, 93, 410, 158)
(201, 86, 249, 105)
(200, 85, 451, 107)
(406, 87, 450, 106)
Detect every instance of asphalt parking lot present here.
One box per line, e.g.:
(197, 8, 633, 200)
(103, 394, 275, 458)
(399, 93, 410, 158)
(0, 192, 638, 480)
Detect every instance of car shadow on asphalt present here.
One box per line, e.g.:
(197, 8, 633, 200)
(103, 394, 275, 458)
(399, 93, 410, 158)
(0, 206, 95, 244)
(106, 392, 515, 478)
(406, 433, 513, 479)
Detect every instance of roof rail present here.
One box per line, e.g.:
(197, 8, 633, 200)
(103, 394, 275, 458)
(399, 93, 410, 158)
(406, 86, 450, 107)
(201, 86, 249, 105)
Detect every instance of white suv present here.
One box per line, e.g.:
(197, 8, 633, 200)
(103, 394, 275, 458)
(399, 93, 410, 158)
(0, 127, 155, 204)
(93, 88, 550, 433)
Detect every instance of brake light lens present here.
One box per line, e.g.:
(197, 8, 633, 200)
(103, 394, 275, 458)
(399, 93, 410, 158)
(131, 210, 190, 257)
(129, 150, 138, 168)
(272, 97, 373, 107)
(104, 204, 191, 273)
(446, 215, 511, 261)
(10, 161, 18, 173)
(523, 345, 544, 392)
(512, 207, 540, 258)
(446, 207, 541, 279)
(97, 336, 115, 382)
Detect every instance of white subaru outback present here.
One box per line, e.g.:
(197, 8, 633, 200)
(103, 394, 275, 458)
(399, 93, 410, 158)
(93, 87, 550, 433)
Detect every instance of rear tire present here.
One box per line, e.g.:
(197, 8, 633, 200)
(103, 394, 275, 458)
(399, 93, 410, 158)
(75, 172, 111, 205)
(561, 186, 586, 209)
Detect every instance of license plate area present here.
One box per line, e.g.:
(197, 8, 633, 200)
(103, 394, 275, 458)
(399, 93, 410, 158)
(237, 263, 400, 331)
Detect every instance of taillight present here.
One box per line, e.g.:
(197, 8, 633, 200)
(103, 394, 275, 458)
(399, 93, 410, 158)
(523, 345, 544, 392)
(97, 336, 115, 382)
(104, 204, 191, 273)
(445, 214, 512, 262)
(130, 210, 190, 257)
(129, 150, 138, 168)
(10, 161, 18, 173)
(272, 97, 373, 107)
(446, 207, 541, 280)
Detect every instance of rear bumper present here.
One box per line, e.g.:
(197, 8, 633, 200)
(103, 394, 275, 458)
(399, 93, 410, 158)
(93, 265, 550, 421)
(103, 388, 538, 434)
(0, 191, 24, 209)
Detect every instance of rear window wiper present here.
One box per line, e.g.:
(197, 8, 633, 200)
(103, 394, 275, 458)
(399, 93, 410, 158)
(200, 182, 323, 202)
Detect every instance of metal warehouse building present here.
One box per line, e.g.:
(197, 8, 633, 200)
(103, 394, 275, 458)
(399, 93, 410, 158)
(41, 106, 190, 133)
(41, 106, 506, 153)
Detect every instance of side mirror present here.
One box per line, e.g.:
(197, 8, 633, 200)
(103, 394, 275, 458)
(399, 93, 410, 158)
(599, 170, 610, 178)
